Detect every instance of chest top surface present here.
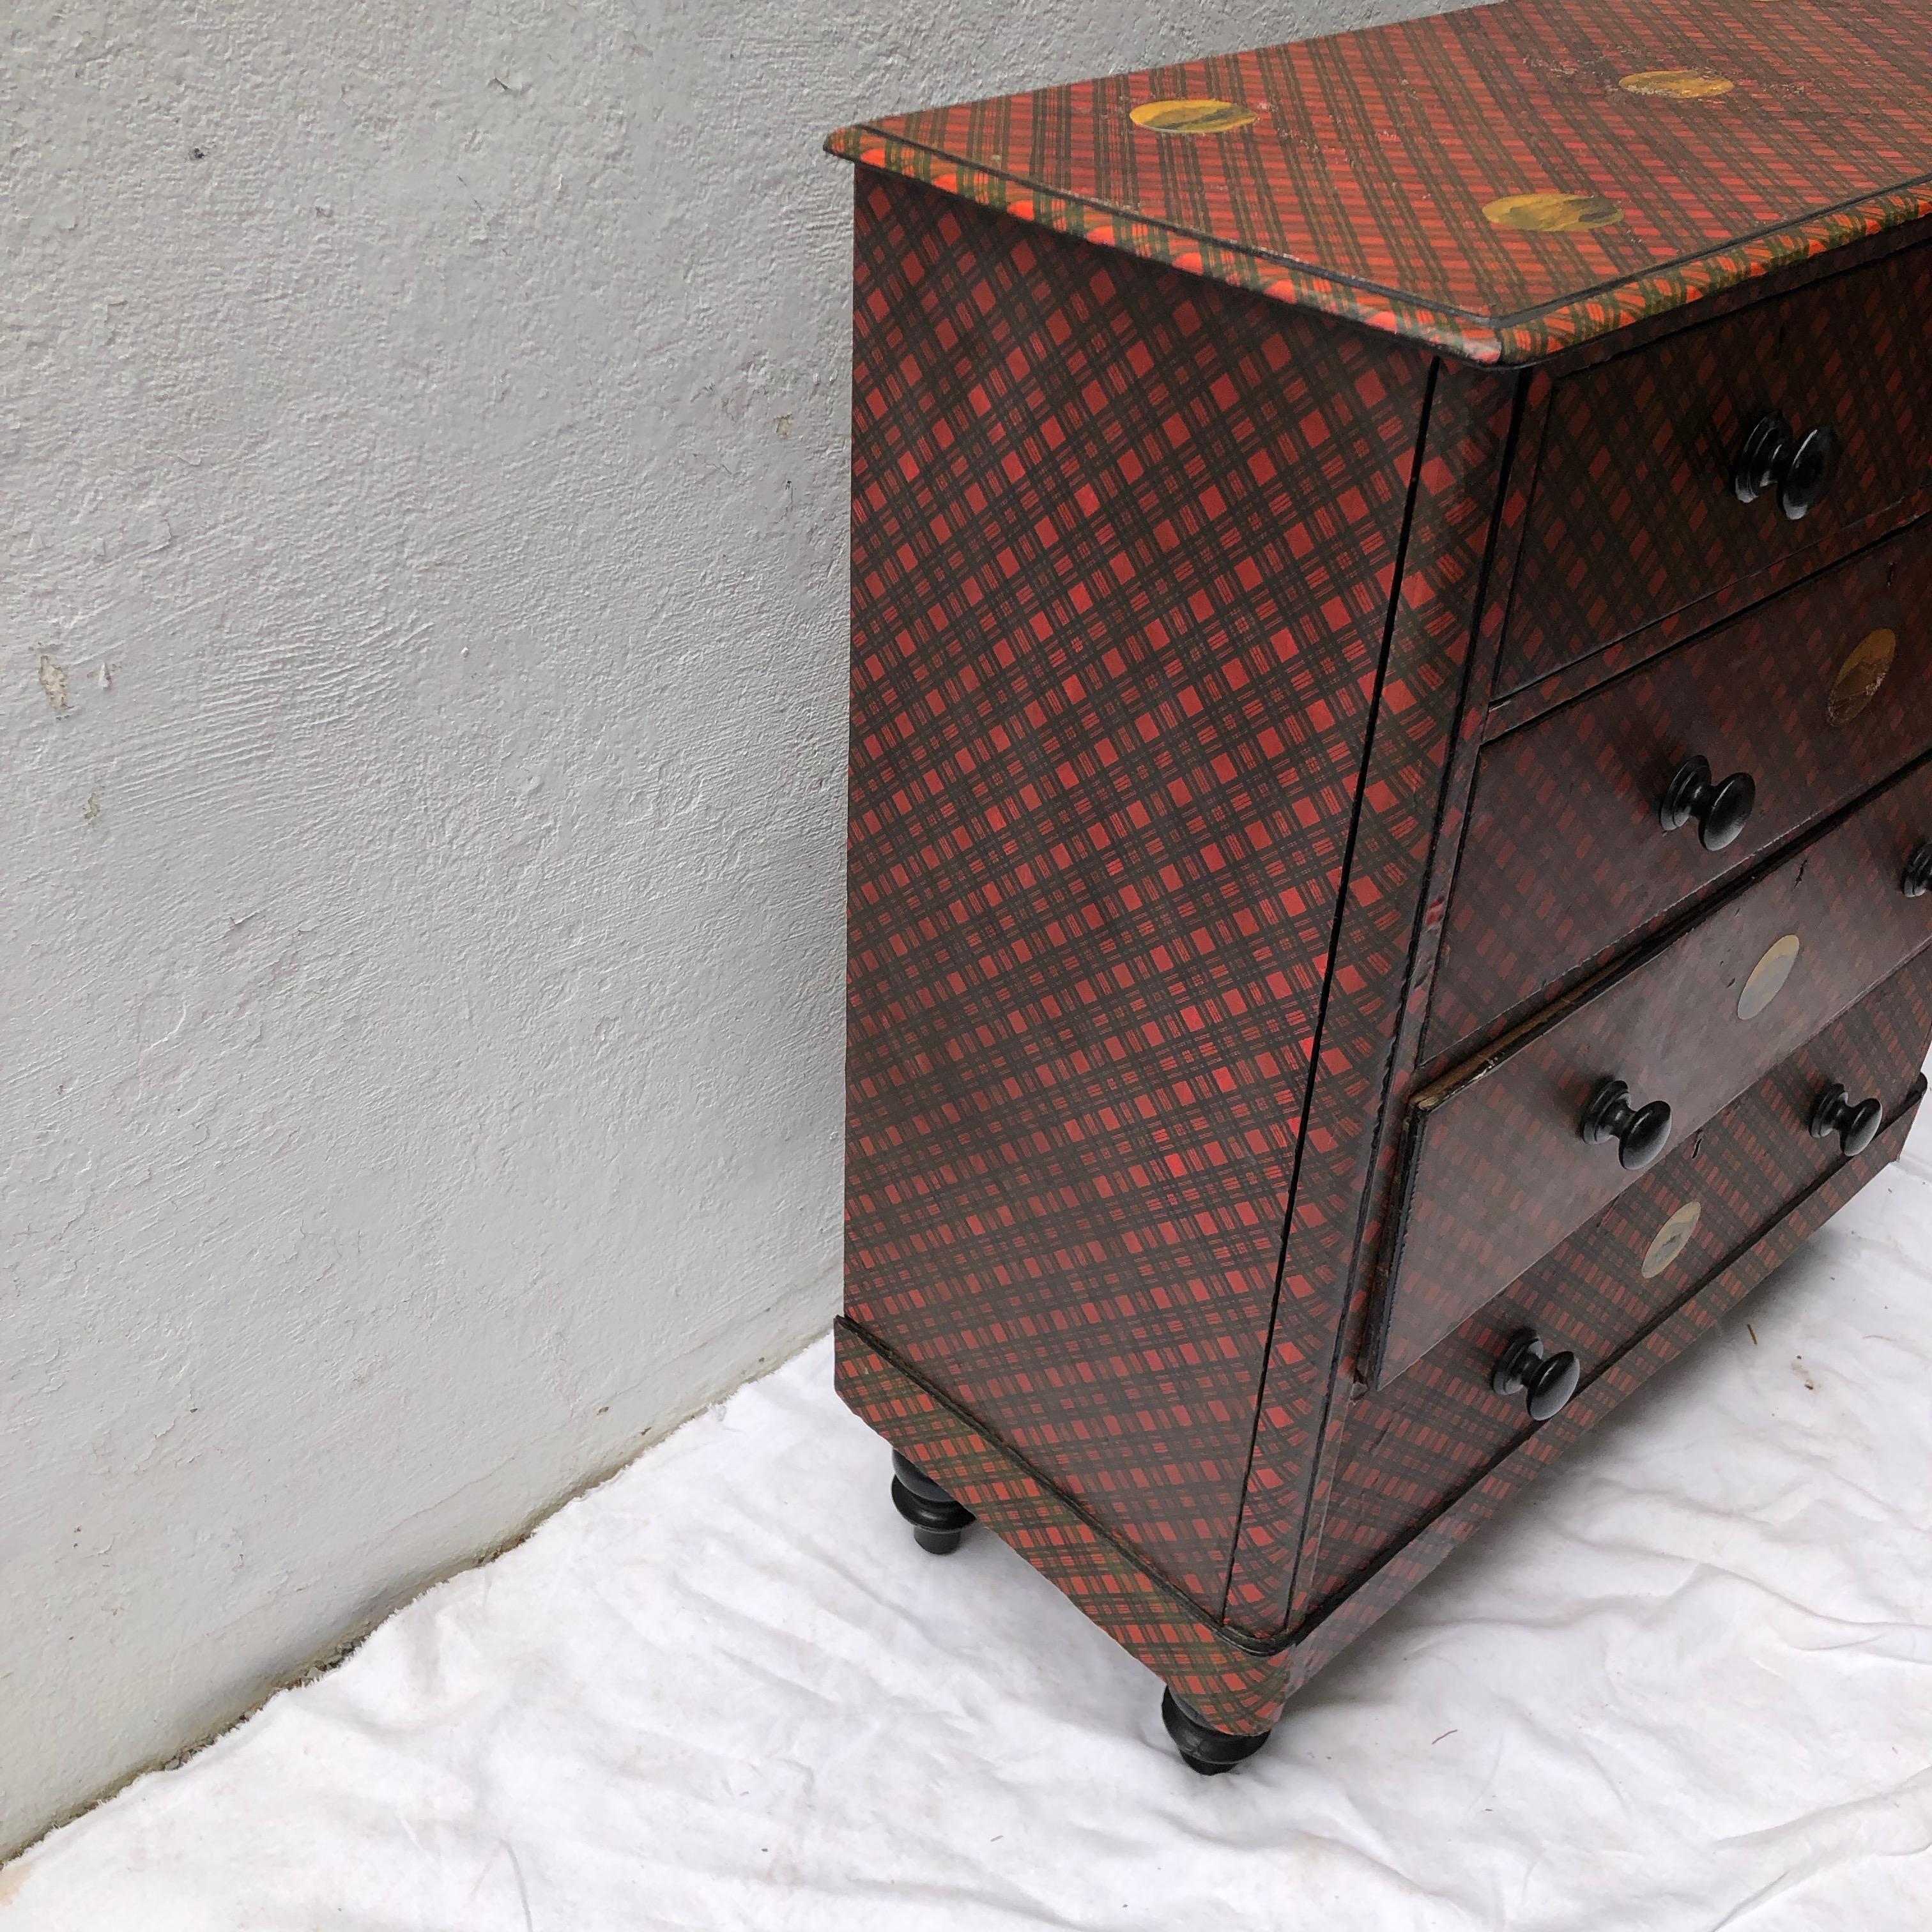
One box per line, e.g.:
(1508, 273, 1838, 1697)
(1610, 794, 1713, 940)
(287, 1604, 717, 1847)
(827, 0, 1932, 364)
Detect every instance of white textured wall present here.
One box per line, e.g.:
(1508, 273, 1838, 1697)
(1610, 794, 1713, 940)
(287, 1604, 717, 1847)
(1, 0, 1450, 1855)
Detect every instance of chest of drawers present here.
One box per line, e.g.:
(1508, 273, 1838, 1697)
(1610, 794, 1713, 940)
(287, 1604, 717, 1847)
(827, 0, 1932, 1772)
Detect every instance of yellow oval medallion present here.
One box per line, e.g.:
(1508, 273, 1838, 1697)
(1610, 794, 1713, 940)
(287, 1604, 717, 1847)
(1828, 628, 1897, 727)
(1482, 192, 1623, 233)
(1641, 1199, 1703, 1278)
(1620, 69, 1736, 99)
(1130, 98, 1257, 135)
(1737, 933, 1802, 1021)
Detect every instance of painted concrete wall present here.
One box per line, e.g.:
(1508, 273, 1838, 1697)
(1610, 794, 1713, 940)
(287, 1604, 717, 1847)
(1, 0, 1450, 1855)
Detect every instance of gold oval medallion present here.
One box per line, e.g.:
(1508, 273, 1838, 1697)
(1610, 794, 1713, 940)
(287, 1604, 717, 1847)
(1620, 69, 1736, 98)
(1737, 933, 1802, 1020)
(1641, 1199, 1703, 1278)
(1130, 98, 1257, 135)
(1482, 192, 1623, 233)
(1828, 628, 1897, 727)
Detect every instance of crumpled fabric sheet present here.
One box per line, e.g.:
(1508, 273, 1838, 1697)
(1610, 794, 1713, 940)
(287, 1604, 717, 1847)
(9, 1137, 1932, 1931)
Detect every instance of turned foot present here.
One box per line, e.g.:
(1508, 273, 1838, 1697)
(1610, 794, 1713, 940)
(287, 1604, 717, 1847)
(889, 1451, 976, 1554)
(1160, 1687, 1272, 1775)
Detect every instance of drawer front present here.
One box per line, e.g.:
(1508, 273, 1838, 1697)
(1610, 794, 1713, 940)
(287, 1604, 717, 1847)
(1430, 526, 1932, 1064)
(1501, 241, 1932, 697)
(1375, 753, 1932, 1385)
(1312, 951, 1932, 1609)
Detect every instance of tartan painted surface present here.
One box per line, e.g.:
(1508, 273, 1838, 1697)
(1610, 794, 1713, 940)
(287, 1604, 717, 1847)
(1292, 1087, 1923, 1685)
(832, 34, 1932, 1732)
(838, 1059, 1926, 1726)
(828, 0, 1932, 365)
(1216, 361, 1522, 1633)
(1270, 367, 1559, 1630)
(1377, 755, 1932, 1383)
(842, 170, 1432, 1609)
(832, 1319, 1294, 1734)
(1432, 527, 1932, 1066)
(1500, 241, 1932, 693)
(1300, 1027, 1932, 1644)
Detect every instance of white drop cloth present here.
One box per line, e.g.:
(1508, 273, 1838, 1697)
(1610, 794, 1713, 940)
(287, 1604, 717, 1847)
(8, 1135, 1932, 1930)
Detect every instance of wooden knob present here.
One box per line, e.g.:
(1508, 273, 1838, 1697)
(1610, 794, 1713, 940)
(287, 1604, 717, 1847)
(1731, 411, 1840, 521)
(1581, 1077, 1673, 1170)
(1492, 1331, 1581, 1422)
(1659, 755, 1756, 852)
(1809, 1083, 1882, 1158)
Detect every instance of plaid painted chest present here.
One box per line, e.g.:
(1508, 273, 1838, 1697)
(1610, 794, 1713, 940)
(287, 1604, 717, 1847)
(826, 0, 1932, 1769)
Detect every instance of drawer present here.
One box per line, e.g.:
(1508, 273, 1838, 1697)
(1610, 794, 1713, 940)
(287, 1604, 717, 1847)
(1374, 753, 1932, 1386)
(1430, 527, 1932, 1064)
(1314, 949, 1932, 1608)
(1501, 242, 1932, 697)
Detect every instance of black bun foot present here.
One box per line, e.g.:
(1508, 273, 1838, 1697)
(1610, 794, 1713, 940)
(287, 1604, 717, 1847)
(890, 1451, 976, 1555)
(1160, 1687, 1272, 1775)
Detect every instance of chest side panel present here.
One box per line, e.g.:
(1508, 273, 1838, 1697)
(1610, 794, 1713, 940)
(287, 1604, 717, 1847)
(842, 172, 1431, 1607)
(1218, 362, 1522, 1632)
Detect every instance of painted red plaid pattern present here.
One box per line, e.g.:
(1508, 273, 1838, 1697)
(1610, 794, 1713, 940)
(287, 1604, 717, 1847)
(829, 0, 1932, 364)
(839, 1051, 1926, 1730)
(1432, 529, 1932, 1066)
(1309, 949, 1932, 1607)
(843, 171, 1432, 1607)
(834, 1321, 1288, 1735)
(1219, 362, 1521, 1632)
(831, 23, 1932, 1728)
(1499, 239, 1932, 692)
(1379, 758, 1932, 1384)
(1289, 1080, 1925, 1689)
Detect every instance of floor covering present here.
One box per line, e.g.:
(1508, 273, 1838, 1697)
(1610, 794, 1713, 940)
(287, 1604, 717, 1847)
(9, 1133, 1932, 1929)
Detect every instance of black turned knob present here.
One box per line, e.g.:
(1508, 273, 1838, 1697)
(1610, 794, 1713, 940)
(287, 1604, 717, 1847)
(1779, 425, 1841, 521)
(1809, 1082, 1882, 1158)
(1730, 410, 1840, 521)
(1659, 754, 1756, 852)
(1731, 411, 1790, 503)
(1492, 1330, 1581, 1422)
(1903, 843, 1932, 898)
(1581, 1077, 1673, 1170)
